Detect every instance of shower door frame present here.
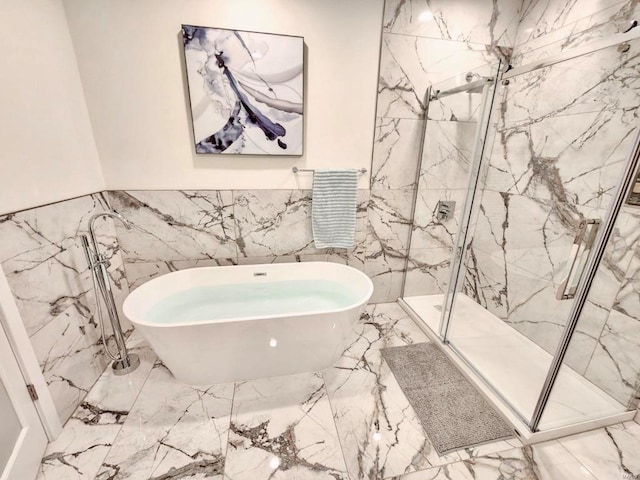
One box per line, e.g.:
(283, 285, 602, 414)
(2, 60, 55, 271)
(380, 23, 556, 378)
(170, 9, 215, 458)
(437, 69, 501, 341)
(433, 29, 640, 433)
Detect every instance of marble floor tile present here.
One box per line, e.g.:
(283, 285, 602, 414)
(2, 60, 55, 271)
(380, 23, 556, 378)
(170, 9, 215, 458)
(393, 440, 599, 480)
(37, 334, 156, 480)
(225, 372, 348, 479)
(36, 302, 640, 480)
(38, 420, 122, 480)
(94, 363, 234, 480)
(323, 303, 464, 479)
(558, 421, 640, 479)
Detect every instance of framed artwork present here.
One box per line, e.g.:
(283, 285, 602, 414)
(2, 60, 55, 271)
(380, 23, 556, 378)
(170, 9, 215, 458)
(182, 25, 304, 155)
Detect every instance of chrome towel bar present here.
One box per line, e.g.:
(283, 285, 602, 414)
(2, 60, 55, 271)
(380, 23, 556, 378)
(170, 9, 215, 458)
(292, 166, 367, 174)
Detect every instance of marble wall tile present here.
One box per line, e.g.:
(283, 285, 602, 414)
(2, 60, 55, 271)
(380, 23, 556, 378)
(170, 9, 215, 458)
(464, 239, 594, 370)
(585, 309, 640, 406)
(125, 252, 367, 292)
(225, 373, 348, 479)
(0, 192, 130, 426)
(95, 364, 234, 480)
(472, 191, 579, 284)
(367, 190, 414, 255)
(365, 250, 407, 304)
(124, 258, 236, 291)
(0, 193, 114, 335)
(371, 117, 422, 191)
(383, 0, 521, 46)
(403, 247, 452, 297)
(514, 2, 640, 64)
(615, 254, 640, 320)
(611, 208, 640, 319)
(420, 121, 477, 190)
(515, 0, 635, 48)
(234, 189, 369, 259)
(30, 304, 110, 423)
(485, 109, 638, 211)
(463, 244, 509, 320)
(411, 189, 465, 251)
(427, 86, 489, 123)
(377, 34, 499, 119)
(505, 284, 611, 374)
(506, 46, 640, 121)
(107, 190, 237, 263)
(233, 189, 314, 257)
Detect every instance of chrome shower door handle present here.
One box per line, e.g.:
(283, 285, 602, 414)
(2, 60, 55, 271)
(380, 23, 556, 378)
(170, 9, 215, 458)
(556, 218, 601, 300)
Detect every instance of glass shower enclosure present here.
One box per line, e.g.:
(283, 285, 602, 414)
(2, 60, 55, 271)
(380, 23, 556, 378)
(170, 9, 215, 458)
(400, 33, 640, 441)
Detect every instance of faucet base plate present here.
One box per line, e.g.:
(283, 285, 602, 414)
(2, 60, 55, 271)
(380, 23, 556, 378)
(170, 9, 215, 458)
(112, 353, 141, 376)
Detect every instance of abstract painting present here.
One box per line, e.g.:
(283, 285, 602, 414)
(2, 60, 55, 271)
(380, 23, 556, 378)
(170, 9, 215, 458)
(182, 25, 304, 155)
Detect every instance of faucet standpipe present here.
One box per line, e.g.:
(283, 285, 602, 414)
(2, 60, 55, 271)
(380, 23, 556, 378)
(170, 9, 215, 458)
(81, 211, 139, 376)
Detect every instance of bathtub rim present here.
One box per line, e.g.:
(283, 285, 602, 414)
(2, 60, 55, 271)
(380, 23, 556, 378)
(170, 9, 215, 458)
(123, 261, 373, 328)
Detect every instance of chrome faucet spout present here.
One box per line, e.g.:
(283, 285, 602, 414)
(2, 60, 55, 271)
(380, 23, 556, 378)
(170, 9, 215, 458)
(87, 211, 131, 259)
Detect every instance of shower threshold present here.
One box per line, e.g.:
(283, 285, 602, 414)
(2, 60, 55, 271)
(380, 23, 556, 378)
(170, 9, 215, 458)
(399, 294, 635, 444)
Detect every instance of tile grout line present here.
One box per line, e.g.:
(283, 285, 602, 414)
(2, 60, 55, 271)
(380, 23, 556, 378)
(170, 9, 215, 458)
(554, 435, 602, 480)
(222, 381, 238, 479)
(320, 368, 354, 480)
(89, 350, 157, 480)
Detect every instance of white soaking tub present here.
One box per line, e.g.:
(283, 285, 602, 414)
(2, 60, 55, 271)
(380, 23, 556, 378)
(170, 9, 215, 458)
(123, 262, 373, 385)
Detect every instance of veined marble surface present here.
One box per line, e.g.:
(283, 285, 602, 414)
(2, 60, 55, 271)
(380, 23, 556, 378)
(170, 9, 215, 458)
(378, 35, 499, 120)
(0, 192, 130, 423)
(0, 193, 124, 336)
(107, 190, 237, 263)
(40, 303, 640, 480)
(225, 373, 348, 479)
(420, 120, 477, 191)
(404, 247, 451, 297)
(383, 0, 521, 47)
(37, 334, 155, 480)
(371, 118, 422, 191)
(514, 0, 640, 56)
(111, 189, 371, 294)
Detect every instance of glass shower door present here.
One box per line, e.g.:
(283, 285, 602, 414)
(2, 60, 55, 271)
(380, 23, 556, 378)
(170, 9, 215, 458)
(401, 62, 501, 332)
(444, 36, 640, 429)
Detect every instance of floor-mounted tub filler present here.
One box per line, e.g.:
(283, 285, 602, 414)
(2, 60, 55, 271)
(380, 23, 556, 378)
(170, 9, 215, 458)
(123, 262, 373, 385)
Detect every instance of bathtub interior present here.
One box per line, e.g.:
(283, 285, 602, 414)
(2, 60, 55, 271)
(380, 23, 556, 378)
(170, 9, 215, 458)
(124, 262, 374, 327)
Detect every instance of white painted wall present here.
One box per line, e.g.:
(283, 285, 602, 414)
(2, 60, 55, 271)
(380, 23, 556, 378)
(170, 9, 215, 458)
(0, 1, 104, 215)
(63, 0, 384, 190)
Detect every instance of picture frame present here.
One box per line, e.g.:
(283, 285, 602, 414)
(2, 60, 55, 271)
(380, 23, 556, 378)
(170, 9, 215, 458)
(182, 25, 304, 155)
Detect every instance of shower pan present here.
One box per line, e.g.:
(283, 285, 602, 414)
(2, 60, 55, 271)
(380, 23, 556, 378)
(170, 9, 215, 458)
(400, 29, 640, 442)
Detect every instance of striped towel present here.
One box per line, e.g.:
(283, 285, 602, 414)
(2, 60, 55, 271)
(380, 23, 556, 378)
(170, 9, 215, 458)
(312, 169, 358, 249)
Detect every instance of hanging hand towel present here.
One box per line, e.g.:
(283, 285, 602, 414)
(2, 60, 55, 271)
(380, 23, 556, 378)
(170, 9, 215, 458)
(312, 169, 358, 249)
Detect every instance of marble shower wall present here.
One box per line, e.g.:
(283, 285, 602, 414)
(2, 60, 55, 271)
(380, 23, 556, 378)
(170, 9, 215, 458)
(514, 0, 640, 64)
(375, 0, 521, 300)
(0, 193, 130, 424)
(463, 0, 640, 406)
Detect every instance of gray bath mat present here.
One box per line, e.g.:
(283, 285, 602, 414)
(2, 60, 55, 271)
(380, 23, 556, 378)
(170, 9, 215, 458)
(382, 342, 514, 455)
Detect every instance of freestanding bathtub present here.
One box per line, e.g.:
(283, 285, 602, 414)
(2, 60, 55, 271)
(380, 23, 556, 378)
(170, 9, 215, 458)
(123, 262, 373, 385)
